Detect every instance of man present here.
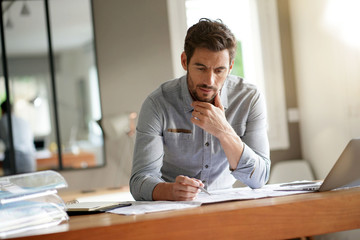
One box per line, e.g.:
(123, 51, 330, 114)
(130, 19, 270, 201)
(0, 101, 36, 175)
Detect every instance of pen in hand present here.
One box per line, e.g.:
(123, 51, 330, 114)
(198, 185, 211, 196)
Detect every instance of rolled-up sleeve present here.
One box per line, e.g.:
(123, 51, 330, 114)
(129, 97, 165, 201)
(230, 90, 271, 188)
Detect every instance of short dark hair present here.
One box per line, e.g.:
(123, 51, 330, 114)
(184, 18, 237, 65)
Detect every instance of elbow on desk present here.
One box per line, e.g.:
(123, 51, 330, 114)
(129, 176, 141, 201)
(245, 163, 270, 189)
(129, 175, 153, 201)
(247, 180, 266, 189)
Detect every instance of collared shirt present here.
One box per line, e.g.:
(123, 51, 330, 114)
(130, 75, 270, 201)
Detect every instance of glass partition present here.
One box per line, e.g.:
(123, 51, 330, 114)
(0, 0, 104, 176)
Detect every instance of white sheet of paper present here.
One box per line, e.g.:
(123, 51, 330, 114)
(76, 191, 135, 202)
(194, 183, 312, 204)
(108, 201, 201, 215)
(107, 183, 312, 215)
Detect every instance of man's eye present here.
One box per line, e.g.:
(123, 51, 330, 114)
(198, 68, 206, 71)
(216, 69, 224, 73)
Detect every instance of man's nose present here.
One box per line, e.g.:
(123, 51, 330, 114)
(203, 71, 215, 85)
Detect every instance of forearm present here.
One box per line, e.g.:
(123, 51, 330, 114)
(217, 120, 270, 188)
(152, 182, 173, 200)
(217, 126, 244, 170)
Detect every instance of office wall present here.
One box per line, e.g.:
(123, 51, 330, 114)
(280, 1, 360, 239)
(60, 0, 173, 190)
(289, 0, 360, 179)
(92, 0, 173, 116)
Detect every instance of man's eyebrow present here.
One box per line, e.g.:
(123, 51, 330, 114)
(193, 63, 227, 69)
(217, 66, 227, 70)
(194, 62, 207, 68)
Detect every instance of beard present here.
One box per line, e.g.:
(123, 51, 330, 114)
(187, 74, 218, 103)
(190, 84, 217, 103)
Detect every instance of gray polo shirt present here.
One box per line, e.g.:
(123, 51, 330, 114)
(130, 75, 270, 200)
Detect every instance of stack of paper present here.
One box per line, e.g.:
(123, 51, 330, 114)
(0, 171, 69, 238)
(108, 184, 312, 215)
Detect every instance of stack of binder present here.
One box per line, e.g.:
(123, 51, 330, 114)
(0, 170, 69, 238)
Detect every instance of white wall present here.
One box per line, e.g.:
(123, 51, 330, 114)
(289, 0, 360, 179)
(60, 0, 174, 190)
(94, 0, 173, 116)
(289, 1, 360, 238)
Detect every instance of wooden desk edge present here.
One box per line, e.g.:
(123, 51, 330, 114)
(12, 187, 360, 240)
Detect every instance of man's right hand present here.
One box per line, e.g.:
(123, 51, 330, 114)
(152, 175, 204, 201)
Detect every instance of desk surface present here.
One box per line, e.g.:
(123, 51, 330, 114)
(11, 187, 360, 240)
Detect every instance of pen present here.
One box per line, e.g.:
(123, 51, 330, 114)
(198, 186, 211, 195)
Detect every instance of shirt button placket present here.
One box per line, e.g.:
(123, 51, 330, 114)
(202, 133, 211, 187)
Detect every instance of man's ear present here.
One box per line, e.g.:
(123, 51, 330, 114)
(181, 52, 187, 71)
(229, 59, 235, 73)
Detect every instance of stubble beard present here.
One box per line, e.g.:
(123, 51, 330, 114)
(187, 75, 218, 103)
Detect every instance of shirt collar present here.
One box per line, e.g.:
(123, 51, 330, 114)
(180, 74, 229, 112)
(181, 75, 194, 113)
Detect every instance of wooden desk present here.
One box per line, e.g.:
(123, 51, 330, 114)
(12, 187, 360, 240)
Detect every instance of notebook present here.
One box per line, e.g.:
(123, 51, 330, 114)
(66, 201, 131, 215)
(278, 138, 360, 192)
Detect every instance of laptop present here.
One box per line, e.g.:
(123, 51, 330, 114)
(278, 138, 360, 192)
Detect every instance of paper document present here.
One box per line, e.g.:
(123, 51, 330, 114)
(194, 183, 312, 204)
(107, 183, 311, 215)
(76, 191, 135, 203)
(108, 201, 201, 215)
